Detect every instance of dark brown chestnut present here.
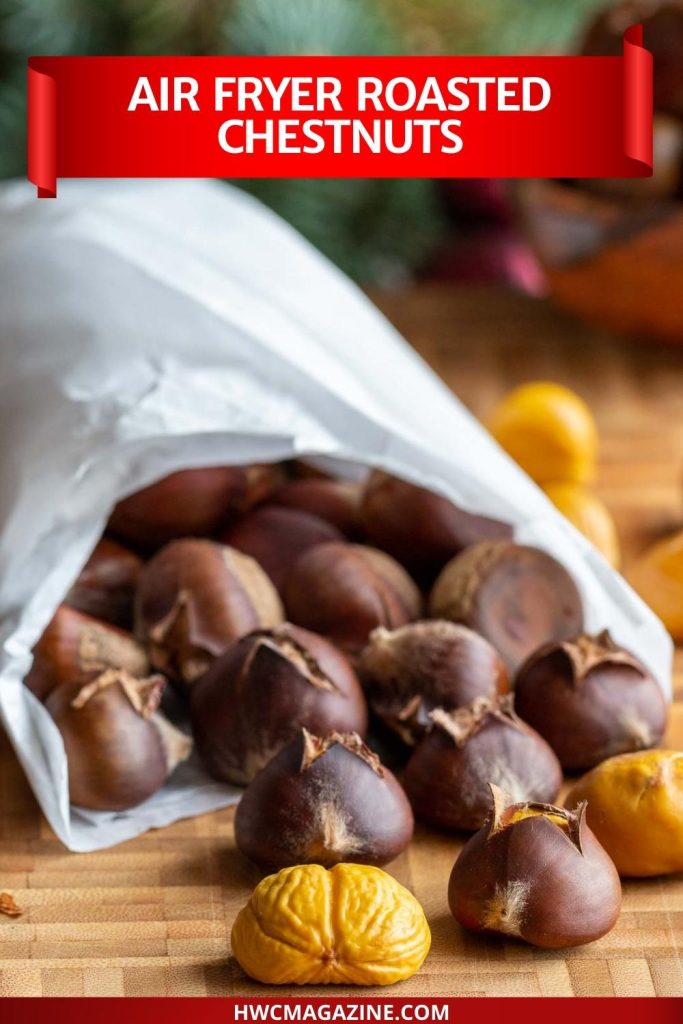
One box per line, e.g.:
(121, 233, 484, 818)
(430, 541, 584, 672)
(448, 785, 622, 948)
(46, 670, 191, 811)
(284, 542, 422, 656)
(514, 631, 668, 770)
(403, 696, 562, 831)
(108, 463, 283, 551)
(223, 505, 342, 593)
(135, 539, 283, 691)
(190, 623, 368, 785)
(65, 538, 143, 629)
(359, 620, 508, 746)
(234, 728, 413, 868)
(360, 470, 511, 580)
(24, 605, 150, 703)
(270, 478, 363, 536)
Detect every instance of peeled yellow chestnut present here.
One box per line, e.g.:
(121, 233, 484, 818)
(448, 786, 621, 948)
(359, 621, 508, 746)
(223, 505, 342, 593)
(24, 605, 149, 703)
(430, 541, 584, 672)
(46, 670, 191, 811)
(514, 631, 668, 770)
(65, 538, 143, 629)
(108, 463, 283, 551)
(360, 470, 511, 580)
(270, 478, 363, 536)
(285, 542, 422, 656)
(136, 539, 283, 691)
(403, 696, 562, 831)
(191, 623, 368, 785)
(234, 729, 413, 868)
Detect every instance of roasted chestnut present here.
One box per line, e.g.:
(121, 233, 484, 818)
(135, 539, 283, 691)
(24, 605, 149, 703)
(514, 631, 668, 770)
(285, 542, 422, 656)
(430, 541, 584, 672)
(359, 620, 508, 746)
(402, 696, 562, 831)
(360, 470, 511, 580)
(270, 478, 363, 536)
(190, 623, 368, 784)
(46, 669, 191, 811)
(448, 785, 622, 948)
(65, 538, 143, 629)
(223, 505, 342, 593)
(234, 728, 413, 868)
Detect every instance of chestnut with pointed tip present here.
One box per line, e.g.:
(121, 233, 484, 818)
(234, 728, 413, 868)
(403, 696, 562, 831)
(65, 538, 143, 629)
(24, 605, 150, 703)
(190, 623, 368, 785)
(360, 470, 511, 580)
(430, 541, 584, 672)
(135, 539, 283, 691)
(285, 542, 422, 656)
(448, 785, 622, 948)
(514, 630, 668, 770)
(46, 669, 192, 811)
(270, 478, 363, 536)
(359, 620, 508, 746)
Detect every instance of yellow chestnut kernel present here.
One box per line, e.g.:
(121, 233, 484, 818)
(487, 382, 598, 485)
(231, 862, 431, 986)
(542, 482, 620, 567)
(506, 807, 569, 829)
(565, 749, 683, 877)
(627, 531, 683, 640)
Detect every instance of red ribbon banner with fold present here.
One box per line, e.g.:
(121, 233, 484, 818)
(28, 27, 652, 198)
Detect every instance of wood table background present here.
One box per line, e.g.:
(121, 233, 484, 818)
(1, 285, 683, 998)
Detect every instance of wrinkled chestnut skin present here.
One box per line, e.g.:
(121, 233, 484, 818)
(136, 539, 283, 691)
(430, 541, 584, 672)
(360, 470, 511, 581)
(285, 542, 422, 656)
(24, 605, 149, 703)
(190, 624, 368, 784)
(270, 478, 363, 537)
(514, 631, 668, 770)
(108, 464, 283, 551)
(359, 621, 508, 746)
(65, 538, 143, 629)
(234, 729, 413, 868)
(448, 787, 622, 948)
(403, 696, 562, 831)
(223, 505, 342, 593)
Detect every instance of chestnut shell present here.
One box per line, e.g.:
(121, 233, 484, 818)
(190, 623, 368, 784)
(234, 729, 413, 868)
(65, 538, 143, 630)
(270, 478, 363, 536)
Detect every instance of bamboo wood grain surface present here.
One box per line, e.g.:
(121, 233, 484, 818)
(1, 285, 682, 998)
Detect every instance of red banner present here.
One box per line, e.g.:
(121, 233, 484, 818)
(28, 27, 652, 198)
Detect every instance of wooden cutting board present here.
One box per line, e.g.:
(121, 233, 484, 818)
(1, 285, 682, 998)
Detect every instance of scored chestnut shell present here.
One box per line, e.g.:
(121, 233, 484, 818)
(223, 505, 342, 593)
(234, 728, 413, 868)
(24, 605, 150, 703)
(285, 542, 422, 656)
(46, 670, 192, 811)
(65, 538, 143, 629)
(402, 696, 562, 831)
(270, 478, 363, 536)
(360, 470, 511, 581)
(448, 785, 622, 948)
(135, 539, 283, 691)
(430, 541, 584, 672)
(514, 630, 668, 770)
(190, 623, 368, 785)
(108, 463, 283, 551)
(359, 620, 508, 746)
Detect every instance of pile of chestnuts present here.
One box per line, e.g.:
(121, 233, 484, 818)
(25, 460, 669, 950)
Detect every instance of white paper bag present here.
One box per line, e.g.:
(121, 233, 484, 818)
(0, 178, 671, 852)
